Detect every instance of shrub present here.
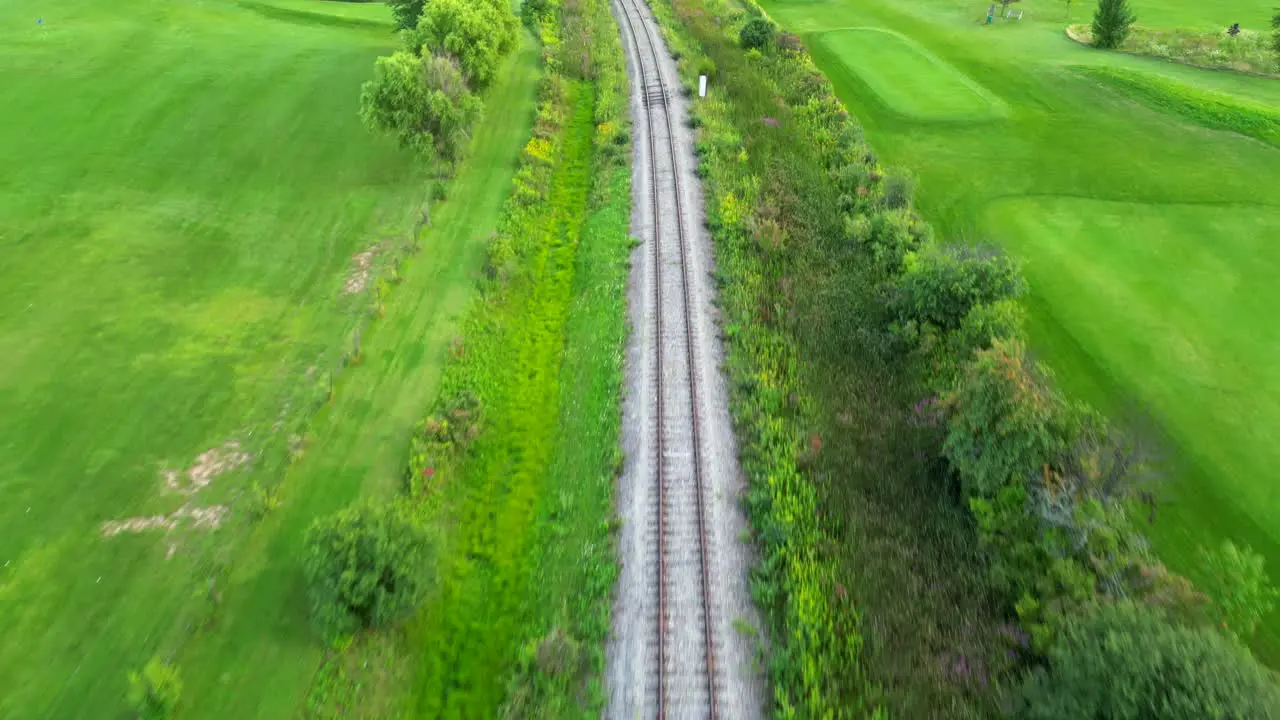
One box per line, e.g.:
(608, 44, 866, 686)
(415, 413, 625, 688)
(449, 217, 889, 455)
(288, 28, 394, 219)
(521, 0, 552, 28)
(387, 0, 427, 30)
(1273, 10, 1280, 55)
(887, 244, 1026, 348)
(303, 501, 433, 637)
(408, 0, 518, 89)
(1091, 0, 1136, 49)
(942, 338, 1080, 501)
(359, 52, 482, 160)
(739, 17, 775, 51)
(1016, 602, 1280, 719)
(127, 658, 182, 720)
(1198, 540, 1279, 639)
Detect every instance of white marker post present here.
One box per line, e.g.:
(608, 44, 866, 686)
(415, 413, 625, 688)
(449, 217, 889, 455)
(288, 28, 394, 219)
(698, 75, 707, 98)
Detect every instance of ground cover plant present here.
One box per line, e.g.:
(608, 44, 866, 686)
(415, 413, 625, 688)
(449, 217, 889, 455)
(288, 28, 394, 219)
(0, 0, 551, 716)
(762, 0, 1280, 671)
(1067, 23, 1280, 75)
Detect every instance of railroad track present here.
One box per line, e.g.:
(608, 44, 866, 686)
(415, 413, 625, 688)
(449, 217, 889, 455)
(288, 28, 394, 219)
(613, 0, 718, 716)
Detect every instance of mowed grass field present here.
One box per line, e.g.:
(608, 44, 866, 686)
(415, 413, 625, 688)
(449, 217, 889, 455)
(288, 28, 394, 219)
(0, 0, 537, 717)
(760, 0, 1280, 661)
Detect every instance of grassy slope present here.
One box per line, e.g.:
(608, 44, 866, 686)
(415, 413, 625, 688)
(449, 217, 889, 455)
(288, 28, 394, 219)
(0, 1, 455, 716)
(763, 0, 1280, 663)
(173, 36, 543, 720)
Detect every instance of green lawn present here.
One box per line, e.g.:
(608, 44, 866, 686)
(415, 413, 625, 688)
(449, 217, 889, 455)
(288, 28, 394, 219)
(762, 0, 1280, 662)
(0, 0, 538, 717)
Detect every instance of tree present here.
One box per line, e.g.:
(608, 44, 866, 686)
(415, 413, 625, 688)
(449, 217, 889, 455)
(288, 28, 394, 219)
(1272, 9, 1280, 55)
(1091, 0, 1136, 49)
(407, 0, 518, 89)
(739, 17, 776, 51)
(887, 244, 1026, 340)
(1199, 540, 1279, 639)
(127, 658, 182, 719)
(303, 501, 433, 637)
(1016, 602, 1280, 719)
(387, 0, 427, 31)
(359, 51, 482, 160)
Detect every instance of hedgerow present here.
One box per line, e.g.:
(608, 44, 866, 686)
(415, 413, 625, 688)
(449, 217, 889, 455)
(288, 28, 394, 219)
(399, 0, 633, 714)
(646, 0, 1280, 713)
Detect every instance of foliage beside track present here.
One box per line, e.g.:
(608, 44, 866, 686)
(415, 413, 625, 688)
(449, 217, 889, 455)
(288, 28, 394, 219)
(642, 0, 881, 714)
(395, 0, 632, 714)
(647, 0, 1280, 714)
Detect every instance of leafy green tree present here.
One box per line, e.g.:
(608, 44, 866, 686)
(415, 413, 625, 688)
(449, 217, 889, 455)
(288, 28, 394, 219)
(1199, 540, 1279, 639)
(887, 245, 1026, 343)
(1016, 602, 1280, 719)
(359, 51, 482, 160)
(127, 658, 182, 719)
(521, 0, 553, 29)
(408, 0, 518, 89)
(942, 338, 1080, 501)
(1272, 9, 1280, 54)
(388, 0, 427, 31)
(1091, 0, 1136, 49)
(739, 17, 776, 51)
(303, 501, 433, 637)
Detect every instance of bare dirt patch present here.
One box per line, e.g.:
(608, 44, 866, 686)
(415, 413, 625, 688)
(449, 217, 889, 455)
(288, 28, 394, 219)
(342, 246, 380, 295)
(162, 440, 252, 495)
(100, 503, 228, 538)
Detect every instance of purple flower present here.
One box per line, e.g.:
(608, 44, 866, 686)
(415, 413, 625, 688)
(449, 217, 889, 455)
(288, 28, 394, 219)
(761, 116, 780, 127)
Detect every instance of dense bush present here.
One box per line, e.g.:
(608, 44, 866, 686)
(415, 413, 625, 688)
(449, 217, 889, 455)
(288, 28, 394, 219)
(1091, 0, 1136, 49)
(359, 52, 482, 160)
(1272, 10, 1280, 54)
(127, 658, 182, 720)
(1016, 602, 1280, 719)
(386, 0, 426, 30)
(739, 17, 775, 51)
(303, 501, 433, 637)
(1199, 540, 1280, 639)
(408, 0, 518, 89)
(886, 245, 1025, 353)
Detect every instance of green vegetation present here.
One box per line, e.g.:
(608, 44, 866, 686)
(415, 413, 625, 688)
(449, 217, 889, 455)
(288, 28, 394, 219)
(361, 52, 482, 158)
(764, 0, 1280, 676)
(305, 0, 631, 715)
(740, 16, 777, 49)
(0, 0, 553, 716)
(302, 502, 433, 637)
(128, 659, 183, 720)
(1199, 541, 1280, 639)
(1080, 24, 1280, 75)
(1016, 603, 1280, 718)
(1092, 0, 1137, 48)
(651, 0, 1280, 712)
(1077, 65, 1280, 146)
(815, 30, 1004, 120)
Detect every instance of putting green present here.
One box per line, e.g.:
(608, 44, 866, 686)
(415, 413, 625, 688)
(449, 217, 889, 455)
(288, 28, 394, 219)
(813, 28, 1002, 121)
(985, 195, 1280, 544)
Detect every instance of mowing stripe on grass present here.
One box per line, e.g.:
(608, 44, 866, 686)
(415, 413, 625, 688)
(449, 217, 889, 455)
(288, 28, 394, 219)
(811, 27, 1005, 121)
(1076, 65, 1280, 148)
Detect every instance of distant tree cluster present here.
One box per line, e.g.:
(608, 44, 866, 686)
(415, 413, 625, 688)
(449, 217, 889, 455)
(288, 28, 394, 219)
(362, 0, 519, 160)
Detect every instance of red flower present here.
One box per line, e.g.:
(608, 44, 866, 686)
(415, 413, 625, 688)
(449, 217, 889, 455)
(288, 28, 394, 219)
(423, 467, 436, 478)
